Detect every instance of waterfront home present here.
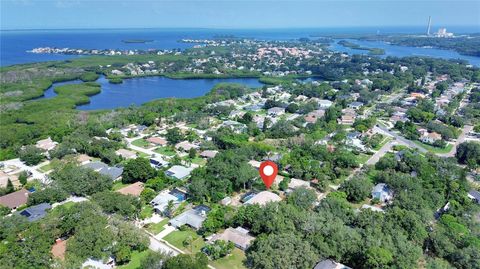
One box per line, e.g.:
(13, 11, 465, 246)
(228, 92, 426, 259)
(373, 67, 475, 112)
(209, 227, 256, 251)
(169, 205, 210, 230)
(165, 165, 194, 180)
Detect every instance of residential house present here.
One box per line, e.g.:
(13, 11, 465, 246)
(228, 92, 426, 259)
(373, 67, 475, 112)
(35, 137, 58, 151)
(372, 183, 393, 203)
(304, 109, 325, 124)
(200, 150, 218, 159)
(150, 157, 169, 169)
(115, 149, 137, 159)
(77, 154, 92, 165)
(146, 137, 168, 147)
(175, 141, 199, 152)
(244, 191, 282, 206)
(420, 132, 442, 144)
(467, 190, 480, 204)
(287, 178, 310, 191)
(317, 99, 333, 109)
(348, 101, 364, 110)
(150, 191, 181, 215)
(83, 162, 123, 181)
(165, 165, 194, 180)
(0, 171, 19, 188)
(169, 205, 210, 230)
(248, 160, 261, 170)
(338, 115, 355, 125)
(221, 120, 247, 133)
(19, 203, 51, 222)
(313, 259, 352, 269)
(267, 107, 285, 117)
(209, 227, 256, 251)
(0, 189, 29, 209)
(220, 196, 232, 206)
(116, 182, 144, 197)
(359, 204, 385, 213)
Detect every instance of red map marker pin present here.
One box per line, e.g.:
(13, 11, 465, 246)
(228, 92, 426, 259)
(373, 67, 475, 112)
(259, 161, 278, 189)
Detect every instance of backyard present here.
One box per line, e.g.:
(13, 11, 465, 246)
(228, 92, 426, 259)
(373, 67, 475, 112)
(210, 248, 247, 269)
(163, 229, 205, 253)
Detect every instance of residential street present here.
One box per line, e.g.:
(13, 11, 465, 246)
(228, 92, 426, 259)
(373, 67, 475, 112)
(436, 125, 473, 158)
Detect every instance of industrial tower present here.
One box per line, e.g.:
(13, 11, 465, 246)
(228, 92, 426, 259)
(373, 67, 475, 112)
(427, 16, 432, 36)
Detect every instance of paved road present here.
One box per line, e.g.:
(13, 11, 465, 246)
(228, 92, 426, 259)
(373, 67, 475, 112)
(365, 140, 396, 166)
(374, 126, 428, 153)
(437, 125, 473, 158)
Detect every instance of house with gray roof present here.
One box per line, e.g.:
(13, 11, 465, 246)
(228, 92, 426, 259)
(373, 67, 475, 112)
(313, 259, 351, 269)
(372, 183, 393, 203)
(19, 203, 51, 222)
(165, 165, 194, 180)
(169, 205, 210, 230)
(468, 190, 480, 204)
(83, 161, 123, 180)
(150, 191, 180, 215)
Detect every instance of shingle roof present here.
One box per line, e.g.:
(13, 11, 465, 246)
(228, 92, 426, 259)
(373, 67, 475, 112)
(165, 165, 194, 180)
(19, 203, 51, 222)
(169, 205, 210, 229)
(245, 191, 281, 206)
(211, 227, 256, 250)
(0, 189, 29, 209)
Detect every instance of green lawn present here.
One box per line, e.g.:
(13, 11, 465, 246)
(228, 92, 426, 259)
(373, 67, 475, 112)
(210, 248, 247, 269)
(163, 229, 205, 253)
(154, 146, 177, 157)
(140, 205, 154, 220)
(373, 136, 392, 151)
(38, 163, 53, 172)
(413, 141, 453, 154)
(112, 181, 128, 191)
(118, 250, 150, 269)
(189, 157, 207, 166)
(132, 139, 152, 148)
(145, 218, 169, 234)
(134, 151, 150, 158)
(356, 153, 372, 164)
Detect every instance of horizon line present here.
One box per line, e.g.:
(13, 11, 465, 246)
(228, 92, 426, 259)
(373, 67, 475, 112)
(2, 25, 479, 32)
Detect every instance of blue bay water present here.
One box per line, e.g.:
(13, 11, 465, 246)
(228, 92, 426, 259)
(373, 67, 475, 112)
(1, 27, 480, 66)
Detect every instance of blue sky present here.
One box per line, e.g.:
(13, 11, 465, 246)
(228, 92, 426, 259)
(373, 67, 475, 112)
(1, 0, 479, 30)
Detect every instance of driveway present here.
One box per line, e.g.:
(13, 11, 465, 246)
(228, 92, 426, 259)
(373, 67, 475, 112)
(436, 125, 473, 158)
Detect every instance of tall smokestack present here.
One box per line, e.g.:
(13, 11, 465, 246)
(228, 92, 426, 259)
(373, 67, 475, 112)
(427, 16, 432, 36)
